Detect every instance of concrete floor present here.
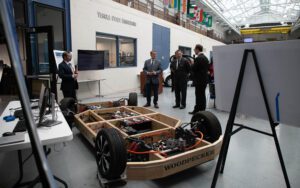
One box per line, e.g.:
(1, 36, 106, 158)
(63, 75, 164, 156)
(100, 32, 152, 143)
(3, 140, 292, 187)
(0, 87, 300, 188)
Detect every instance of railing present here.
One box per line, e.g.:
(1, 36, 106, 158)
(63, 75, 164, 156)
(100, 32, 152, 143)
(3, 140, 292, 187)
(113, 0, 225, 43)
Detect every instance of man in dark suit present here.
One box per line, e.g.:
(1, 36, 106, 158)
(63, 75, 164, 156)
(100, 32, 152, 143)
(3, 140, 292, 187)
(170, 50, 191, 109)
(143, 50, 162, 108)
(189, 44, 209, 114)
(58, 51, 78, 99)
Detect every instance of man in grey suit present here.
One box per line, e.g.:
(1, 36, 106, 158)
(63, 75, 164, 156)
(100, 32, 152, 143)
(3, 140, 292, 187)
(143, 50, 162, 108)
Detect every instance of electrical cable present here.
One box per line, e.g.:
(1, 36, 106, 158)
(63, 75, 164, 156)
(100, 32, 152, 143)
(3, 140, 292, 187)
(22, 152, 33, 164)
(127, 149, 167, 157)
(185, 131, 204, 151)
(127, 137, 168, 157)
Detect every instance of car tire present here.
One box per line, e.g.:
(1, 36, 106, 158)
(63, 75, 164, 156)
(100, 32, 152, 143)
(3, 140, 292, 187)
(191, 111, 222, 143)
(164, 75, 172, 87)
(128, 92, 138, 106)
(59, 97, 76, 112)
(95, 128, 127, 179)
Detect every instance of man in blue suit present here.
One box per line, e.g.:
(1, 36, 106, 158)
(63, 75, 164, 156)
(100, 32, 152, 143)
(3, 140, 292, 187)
(143, 50, 162, 108)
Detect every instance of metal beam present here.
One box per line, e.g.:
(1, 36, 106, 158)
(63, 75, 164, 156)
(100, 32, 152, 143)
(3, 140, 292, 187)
(0, 0, 57, 187)
(201, 0, 241, 35)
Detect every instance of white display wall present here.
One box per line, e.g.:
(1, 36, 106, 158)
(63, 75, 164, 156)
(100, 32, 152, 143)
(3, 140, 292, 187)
(68, 0, 224, 100)
(213, 40, 300, 127)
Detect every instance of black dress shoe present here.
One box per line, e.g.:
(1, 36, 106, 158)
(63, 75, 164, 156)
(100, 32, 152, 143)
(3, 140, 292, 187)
(173, 105, 180, 108)
(144, 104, 150, 107)
(154, 104, 159, 108)
(180, 106, 186, 109)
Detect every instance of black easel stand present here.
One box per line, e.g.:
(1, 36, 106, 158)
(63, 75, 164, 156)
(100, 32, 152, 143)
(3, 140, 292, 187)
(211, 49, 290, 188)
(13, 146, 68, 188)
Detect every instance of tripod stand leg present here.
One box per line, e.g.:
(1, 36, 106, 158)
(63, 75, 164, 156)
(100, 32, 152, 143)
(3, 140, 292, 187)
(220, 126, 234, 173)
(251, 50, 291, 188)
(211, 50, 249, 188)
(211, 119, 235, 188)
(270, 125, 291, 188)
(54, 175, 68, 188)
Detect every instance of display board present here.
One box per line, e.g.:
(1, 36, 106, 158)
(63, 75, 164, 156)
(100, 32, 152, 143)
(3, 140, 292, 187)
(53, 50, 75, 69)
(213, 40, 300, 127)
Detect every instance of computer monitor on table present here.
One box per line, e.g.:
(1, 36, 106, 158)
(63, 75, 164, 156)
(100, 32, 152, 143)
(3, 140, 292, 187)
(38, 83, 46, 109)
(13, 84, 60, 132)
(37, 85, 61, 127)
(38, 86, 49, 124)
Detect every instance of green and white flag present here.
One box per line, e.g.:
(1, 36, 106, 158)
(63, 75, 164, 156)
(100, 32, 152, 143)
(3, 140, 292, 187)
(207, 15, 212, 27)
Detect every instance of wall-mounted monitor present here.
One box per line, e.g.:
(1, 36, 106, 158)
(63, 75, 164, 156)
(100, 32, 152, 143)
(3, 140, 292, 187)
(77, 50, 104, 70)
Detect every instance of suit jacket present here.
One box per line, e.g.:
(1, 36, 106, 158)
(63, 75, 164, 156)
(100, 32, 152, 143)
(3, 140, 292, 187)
(170, 57, 191, 82)
(192, 53, 209, 85)
(143, 59, 162, 84)
(58, 61, 78, 91)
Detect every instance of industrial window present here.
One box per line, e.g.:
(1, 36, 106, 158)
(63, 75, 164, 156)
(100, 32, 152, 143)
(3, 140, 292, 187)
(96, 33, 136, 68)
(119, 37, 135, 67)
(36, 4, 65, 50)
(96, 36, 117, 68)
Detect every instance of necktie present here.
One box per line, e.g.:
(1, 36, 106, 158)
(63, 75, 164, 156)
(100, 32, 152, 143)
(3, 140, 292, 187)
(68, 63, 74, 73)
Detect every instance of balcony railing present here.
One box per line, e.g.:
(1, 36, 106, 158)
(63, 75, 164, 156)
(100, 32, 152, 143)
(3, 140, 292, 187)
(113, 0, 225, 43)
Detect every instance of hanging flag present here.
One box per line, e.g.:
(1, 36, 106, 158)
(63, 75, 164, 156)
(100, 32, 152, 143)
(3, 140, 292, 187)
(192, 6, 198, 20)
(196, 6, 201, 22)
(201, 12, 207, 25)
(199, 8, 204, 22)
(170, 0, 174, 8)
(207, 15, 213, 27)
(174, 0, 178, 9)
(179, 0, 187, 14)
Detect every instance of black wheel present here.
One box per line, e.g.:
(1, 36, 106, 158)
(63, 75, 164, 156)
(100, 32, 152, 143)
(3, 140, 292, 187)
(128, 92, 138, 106)
(95, 128, 127, 179)
(191, 111, 222, 143)
(164, 75, 172, 87)
(59, 97, 76, 112)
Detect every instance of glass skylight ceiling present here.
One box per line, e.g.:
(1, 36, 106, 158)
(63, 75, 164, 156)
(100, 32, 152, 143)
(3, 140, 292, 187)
(205, 0, 300, 26)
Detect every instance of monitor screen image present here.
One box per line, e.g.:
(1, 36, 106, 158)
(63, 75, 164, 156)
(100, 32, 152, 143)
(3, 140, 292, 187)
(244, 38, 253, 43)
(77, 50, 104, 70)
